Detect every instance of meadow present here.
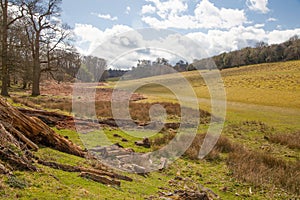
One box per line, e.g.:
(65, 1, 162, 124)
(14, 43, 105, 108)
(0, 60, 299, 199)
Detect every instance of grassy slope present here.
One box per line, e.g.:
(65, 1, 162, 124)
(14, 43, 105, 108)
(113, 60, 300, 130)
(1, 60, 299, 199)
(0, 128, 284, 200)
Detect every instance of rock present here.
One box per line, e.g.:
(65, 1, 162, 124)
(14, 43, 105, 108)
(159, 157, 168, 170)
(132, 164, 146, 174)
(124, 148, 135, 153)
(135, 138, 151, 148)
(106, 150, 129, 157)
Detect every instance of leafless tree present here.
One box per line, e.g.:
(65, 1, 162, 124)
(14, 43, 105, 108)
(0, 0, 23, 96)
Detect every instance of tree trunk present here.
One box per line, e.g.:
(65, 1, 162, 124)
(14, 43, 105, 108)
(1, 0, 9, 97)
(32, 34, 41, 96)
(22, 81, 27, 89)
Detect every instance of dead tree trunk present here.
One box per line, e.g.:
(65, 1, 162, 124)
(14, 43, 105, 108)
(0, 97, 85, 157)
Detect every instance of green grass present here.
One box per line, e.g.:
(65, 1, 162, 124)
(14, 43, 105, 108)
(0, 166, 173, 200)
(1, 122, 298, 199)
(54, 127, 160, 153)
(1, 60, 300, 199)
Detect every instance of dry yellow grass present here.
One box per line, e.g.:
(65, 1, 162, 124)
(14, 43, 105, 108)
(110, 60, 300, 129)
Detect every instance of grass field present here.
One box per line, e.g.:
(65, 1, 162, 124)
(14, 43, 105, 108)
(111, 60, 300, 130)
(1, 60, 300, 199)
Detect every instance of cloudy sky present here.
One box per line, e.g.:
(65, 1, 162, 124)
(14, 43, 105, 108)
(61, 0, 300, 68)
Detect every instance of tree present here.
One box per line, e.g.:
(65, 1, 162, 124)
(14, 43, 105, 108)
(23, 0, 63, 96)
(0, 0, 23, 96)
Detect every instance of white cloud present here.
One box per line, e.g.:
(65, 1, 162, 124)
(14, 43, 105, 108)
(73, 24, 132, 54)
(91, 12, 118, 21)
(246, 0, 270, 13)
(141, 4, 156, 14)
(187, 26, 300, 56)
(254, 23, 265, 28)
(91, 29, 208, 69)
(193, 0, 246, 29)
(267, 17, 277, 22)
(74, 22, 300, 67)
(145, 0, 188, 18)
(141, 0, 246, 29)
(267, 29, 300, 44)
(73, 26, 211, 69)
(126, 6, 131, 14)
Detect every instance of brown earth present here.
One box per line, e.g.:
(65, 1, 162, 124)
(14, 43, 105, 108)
(39, 80, 146, 102)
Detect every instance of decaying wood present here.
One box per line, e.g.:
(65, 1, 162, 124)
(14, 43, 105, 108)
(0, 147, 37, 171)
(80, 172, 121, 187)
(0, 162, 10, 174)
(18, 108, 74, 127)
(77, 167, 133, 182)
(0, 123, 37, 172)
(38, 160, 133, 182)
(5, 125, 39, 151)
(37, 160, 81, 172)
(0, 97, 85, 157)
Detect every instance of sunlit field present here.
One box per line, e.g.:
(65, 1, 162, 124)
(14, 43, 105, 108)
(109, 60, 300, 130)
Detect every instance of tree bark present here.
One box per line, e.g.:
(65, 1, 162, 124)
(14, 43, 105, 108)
(1, 0, 9, 97)
(32, 33, 41, 96)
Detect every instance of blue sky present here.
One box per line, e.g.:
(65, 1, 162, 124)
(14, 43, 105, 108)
(61, 0, 300, 68)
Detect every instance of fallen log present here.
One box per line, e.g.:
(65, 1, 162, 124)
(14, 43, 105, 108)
(80, 172, 121, 187)
(38, 160, 124, 186)
(78, 167, 133, 182)
(37, 160, 80, 172)
(38, 160, 133, 182)
(0, 97, 85, 157)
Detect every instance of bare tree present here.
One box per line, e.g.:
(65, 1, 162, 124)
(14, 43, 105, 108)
(23, 0, 63, 96)
(0, 0, 23, 96)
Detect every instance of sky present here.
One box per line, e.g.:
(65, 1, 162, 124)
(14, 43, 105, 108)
(61, 0, 300, 69)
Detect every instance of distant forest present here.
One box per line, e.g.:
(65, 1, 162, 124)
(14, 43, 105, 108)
(109, 35, 300, 80)
(193, 35, 300, 70)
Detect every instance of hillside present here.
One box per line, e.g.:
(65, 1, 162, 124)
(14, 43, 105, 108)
(0, 61, 299, 199)
(117, 60, 300, 130)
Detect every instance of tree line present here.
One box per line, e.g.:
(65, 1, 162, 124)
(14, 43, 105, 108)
(118, 35, 300, 80)
(125, 36, 300, 79)
(121, 58, 189, 79)
(193, 36, 300, 70)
